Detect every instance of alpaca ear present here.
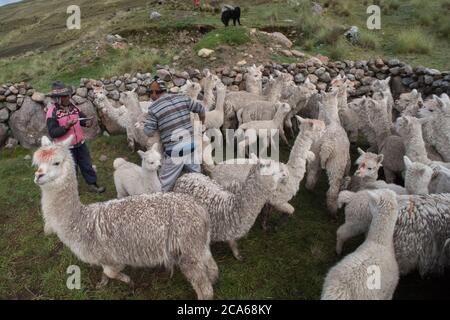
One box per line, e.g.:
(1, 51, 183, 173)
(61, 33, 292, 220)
(295, 115, 305, 124)
(357, 147, 365, 155)
(404, 156, 413, 168)
(304, 77, 311, 84)
(377, 154, 384, 164)
(41, 136, 52, 147)
(137, 150, 145, 158)
(384, 76, 391, 84)
(151, 143, 160, 152)
(59, 135, 73, 148)
(131, 87, 136, 93)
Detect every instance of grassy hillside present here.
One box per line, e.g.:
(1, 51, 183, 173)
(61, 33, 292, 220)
(0, 0, 449, 91)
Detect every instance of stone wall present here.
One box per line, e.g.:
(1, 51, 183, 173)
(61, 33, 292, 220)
(1, 57, 449, 149)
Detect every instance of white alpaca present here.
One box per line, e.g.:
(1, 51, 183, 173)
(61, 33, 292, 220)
(371, 77, 394, 121)
(204, 81, 227, 130)
(93, 86, 129, 129)
(113, 143, 162, 198)
(236, 103, 291, 155)
(429, 164, 450, 193)
(245, 64, 264, 95)
(174, 154, 286, 260)
(394, 89, 423, 117)
(305, 91, 351, 217)
(33, 136, 218, 300)
(418, 94, 450, 162)
(404, 156, 433, 195)
(322, 190, 399, 300)
(336, 190, 450, 276)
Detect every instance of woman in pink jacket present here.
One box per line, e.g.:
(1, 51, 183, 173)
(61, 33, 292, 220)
(46, 81, 105, 193)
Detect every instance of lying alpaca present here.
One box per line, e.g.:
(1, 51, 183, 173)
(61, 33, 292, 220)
(305, 91, 351, 217)
(113, 143, 162, 198)
(236, 102, 291, 155)
(174, 154, 286, 260)
(322, 190, 399, 300)
(336, 190, 450, 276)
(34, 136, 217, 300)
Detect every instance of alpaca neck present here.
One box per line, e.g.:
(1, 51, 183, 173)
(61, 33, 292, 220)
(406, 181, 428, 195)
(214, 87, 226, 113)
(227, 166, 269, 239)
(337, 86, 348, 110)
(247, 79, 262, 95)
(141, 167, 161, 191)
(267, 81, 282, 102)
(287, 132, 314, 170)
(203, 85, 216, 111)
(404, 128, 430, 164)
(366, 207, 396, 247)
(374, 120, 391, 147)
(273, 109, 287, 126)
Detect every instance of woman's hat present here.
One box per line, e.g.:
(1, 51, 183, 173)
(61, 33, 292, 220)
(46, 81, 73, 97)
(149, 76, 167, 92)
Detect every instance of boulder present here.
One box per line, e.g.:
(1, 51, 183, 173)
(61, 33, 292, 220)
(267, 32, 293, 48)
(8, 97, 47, 149)
(6, 103, 18, 112)
(6, 95, 17, 103)
(98, 105, 126, 135)
(149, 11, 162, 20)
(76, 87, 88, 98)
(156, 69, 172, 81)
(198, 48, 215, 58)
(0, 123, 8, 146)
(31, 92, 45, 102)
(0, 108, 9, 122)
(76, 100, 101, 140)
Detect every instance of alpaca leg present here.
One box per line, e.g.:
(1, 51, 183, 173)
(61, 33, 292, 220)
(98, 265, 133, 288)
(179, 256, 214, 300)
(336, 223, 358, 255)
(327, 173, 343, 218)
(305, 156, 320, 191)
(272, 202, 295, 215)
(279, 127, 290, 146)
(228, 240, 243, 261)
(260, 203, 272, 231)
(203, 249, 219, 285)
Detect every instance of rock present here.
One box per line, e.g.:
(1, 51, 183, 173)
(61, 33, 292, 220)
(319, 72, 331, 83)
(230, 85, 240, 92)
(156, 69, 172, 81)
(0, 95, 5, 102)
(311, 2, 323, 14)
(107, 90, 120, 101)
(388, 59, 400, 67)
(23, 154, 31, 161)
(316, 82, 327, 91)
(361, 77, 374, 86)
(291, 50, 306, 58)
(103, 131, 110, 137)
(75, 100, 100, 140)
(0, 123, 8, 146)
(267, 32, 292, 48)
(355, 69, 365, 80)
(294, 73, 305, 83)
(402, 77, 415, 86)
(6, 103, 17, 112)
(175, 71, 189, 80)
(235, 73, 243, 83)
(105, 84, 115, 91)
(236, 60, 247, 66)
(170, 86, 180, 94)
(281, 50, 293, 57)
(150, 11, 162, 20)
(8, 97, 47, 149)
(307, 74, 319, 84)
(6, 95, 17, 103)
(198, 48, 215, 58)
(72, 95, 87, 105)
(389, 67, 401, 76)
(344, 26, 360, 44)
(401, 65, 413, 75)
(173, 77, 186, 87)
(115, 80, 122, 87)
(105, 34, 116, 43)
(99, 154, 108, 162)
(26, 89, 35, 96)
(355, 85, 371, 96)
(9, 86, 18, 95)
(221, 76, 235, 86)
(31, 92, 45, 102)
(4, 137, 18, 149)
(424, 75, 434, 85)
(375, 58, 384, 68)
(0, 108, 9, 122)
(76, 87, 88, 98)
(426, 68, 441, 76)
(125, 83, 139, 91)
(17, 97, 24, 107)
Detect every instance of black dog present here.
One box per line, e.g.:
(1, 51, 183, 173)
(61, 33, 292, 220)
(221, 5, 241, 26)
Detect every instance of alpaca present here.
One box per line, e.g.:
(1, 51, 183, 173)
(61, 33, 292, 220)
(429, 164, 450, 193)
(208, 117, 326, 216)
(322, 190, 399, 300)
(245, 64, 263, 95)
(305, 91, 351, 217)
(184, 80, 202, 100)
(201, 70, 220, 111)
(33, 136, 218, 300)
(236, 102, 291, 155)
(404, 156, 433, 195)
(113, 143, 162, 198)
(418, 94, 450, 162)
(204, 81, 227, 130)
(174, 154, 286, 260)
(348, 97, 378, 152)
(394, 89, 423, 117)
(371, 77, 394, 121)
(330, 75, 359, 143)
(120, 90, 160, 151)
(93, 86, 129, 130)
(336, 190, 450, 276)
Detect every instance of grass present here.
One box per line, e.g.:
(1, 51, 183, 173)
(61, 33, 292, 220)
(394, 29, 433, 55)
(1, 134, 450, 299)
(194, 27, 251, 51)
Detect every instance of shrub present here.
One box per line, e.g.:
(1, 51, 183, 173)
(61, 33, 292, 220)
(357, 30, 380, 50)
(194, 27, 251, 51)
(394, 29, 432, 54)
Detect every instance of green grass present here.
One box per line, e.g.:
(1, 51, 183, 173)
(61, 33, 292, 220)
(394, 29, 433, 55)
(194, 27, 251, 51)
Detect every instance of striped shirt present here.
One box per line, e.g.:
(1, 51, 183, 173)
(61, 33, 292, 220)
(144, 94, 205, 151)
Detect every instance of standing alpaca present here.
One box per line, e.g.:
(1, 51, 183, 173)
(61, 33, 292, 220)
(184, 80, 202, 100)
(174, 155, 285, 260)
(93, 86, 129, 130)
(394, 89, 423, 117)
(113, 143, 162, 198)
(33, 136, 218, 300)
(236, 102, 291, 155)
(336, 190, 450, 276)
(371, 77, 394, 121)
(245, 65, 263, 95)
(418, 94, 450, 162)
(305, 91, 350, 217)
(404, 156, 433, 195)
(322, 190, 399, 300)
(204, 81, 227, 130)
(201, 70, 220, 111)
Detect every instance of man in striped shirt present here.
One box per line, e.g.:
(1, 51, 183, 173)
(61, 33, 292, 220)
(144, 77, 205, 191)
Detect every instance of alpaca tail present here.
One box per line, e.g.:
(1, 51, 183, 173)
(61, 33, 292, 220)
(113, 158, 128, 170)
(337, 191, 355, 209)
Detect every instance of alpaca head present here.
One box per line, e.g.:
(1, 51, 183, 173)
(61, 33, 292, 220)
(33, 136, 75, 188)
(318, 90, 339, 124)
(276, 102, 291, 116)
(367, 189, 398, 220)
(404, 156, 433, 194)
(371, 76, 391, 93)
(394, 89, 423, 114)
(355, 148, 383, 179)
(250, 153, 286, 192)
(246, 64, 263, 82)
(295, 116, 326, 139)
(395, 115, 423, 138)
(119, 89, 139, 106)
(185, 80, 202, 99)
(137, 143, 162, 172)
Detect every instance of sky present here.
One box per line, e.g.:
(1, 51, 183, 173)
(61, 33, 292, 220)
(0, 0, 22, 7)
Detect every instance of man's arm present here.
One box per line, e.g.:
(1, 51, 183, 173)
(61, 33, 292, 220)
(78, 111, 87, 127)
(47, 112, 69, 139)
(188, 97, 206, 124)
(143, 109, 158, 137)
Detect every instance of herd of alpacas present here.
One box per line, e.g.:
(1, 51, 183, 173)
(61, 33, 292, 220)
(32, 65, 450, 300)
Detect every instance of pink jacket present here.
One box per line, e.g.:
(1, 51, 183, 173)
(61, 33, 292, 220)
(46, 103, 85, 146)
